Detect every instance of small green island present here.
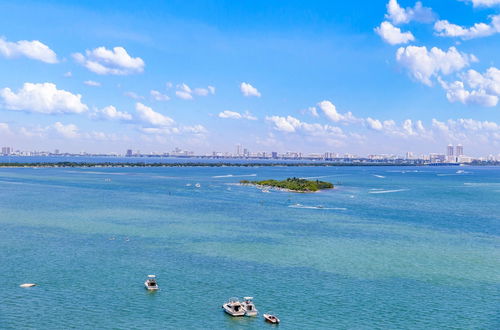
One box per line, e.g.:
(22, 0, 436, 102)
(240, 177, 334, 192)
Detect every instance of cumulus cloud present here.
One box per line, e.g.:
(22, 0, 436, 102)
(135, 102, 174, 127)
(174, 83, 214, 99)
(218, 110, 257, 120)
(464, 67, 500, 95)
(73, 46, 144, 75)
(385, 0, 435, 25)
(124, 91, 143, 100)
(52, 122, 79, 139)
(0, 36, 57, 63)
(434, 15, 500, 39)
(240, 82, 261, 97)
(84, 80, 101, 87)
(464, 0, 500, 7)
(396, 46, 476, 85)
(317, 100, 358, 123)
(0, 122, 11, 134)
(0, 82, 88, 114)
(375, 21, 415, 45)
(150, 90, 170, 101)
(438, 77, 499, 107)
(96, 105, 133, 121)
(265, 115, 345, 138)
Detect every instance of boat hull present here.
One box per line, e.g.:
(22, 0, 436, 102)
(222, 304, 245, 317)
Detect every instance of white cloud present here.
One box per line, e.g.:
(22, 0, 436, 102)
(375, 21, 415, 45)
(0, 82, 88, 114)
(436, 67, 500, 107)
(265, 115, 344, 138)
(73, 46, 144, 75)
(0, 122, 10, 134)
(52, 122, 79, 139)
(396, 46, 476, 85)
(64, 72, 72, 78)
(365, 117, 427, 138)
(434, 15, 500, 39)
(182, 125, 208, 134)
(317, 100, 358, 123)
(84, 80, 101, 87)
(385, 0, 435, 25)
(218, 110, 257, 120)
(438, 78, 498, 107)
(464, 0, 500, 7)
(174, 83, 214, 99)
(150, 90, 170, 101)
(135, 102, 174, 127)
(175, 90, 193, 100)
(124, 91, 143, 100)
(240, 82, 261, 97)
(97, 105, 133, 121)
(366, 117, 384, 131)
(464, 67, 500, 95)
(0, 36, 57, 63)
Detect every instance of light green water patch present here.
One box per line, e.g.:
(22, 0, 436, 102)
(184, 234, 500, 286)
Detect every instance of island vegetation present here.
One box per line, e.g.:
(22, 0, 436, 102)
(240, 177, 334, 192)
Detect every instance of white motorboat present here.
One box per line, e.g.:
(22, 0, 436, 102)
(263, 312, 280, 324)
(144, 275, 159, 290)
(222, 297, 246, 317)
(241, 296, 258, 316)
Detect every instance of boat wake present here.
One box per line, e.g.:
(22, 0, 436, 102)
(288, 204, 347, 210)
(212, 174, 257, 178)
(369, 189, 408, 194)
(373, 174, 386, 178)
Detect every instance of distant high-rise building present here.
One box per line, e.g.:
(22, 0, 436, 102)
(126, 149, 133, 157)
(271, 151, 278, 159)
(54, 149, 60, 155)
(456, 144, 464, 157)
(447, 144, 454, 157)
(1, 147, 12, 155)
(236, 144, 242, 156)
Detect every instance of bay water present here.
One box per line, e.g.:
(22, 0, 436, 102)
(0, 165, 498, 329)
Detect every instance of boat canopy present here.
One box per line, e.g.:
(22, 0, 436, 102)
(243, 296, 253, 300)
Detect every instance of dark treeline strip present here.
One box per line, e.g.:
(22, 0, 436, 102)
(0, 161, 497, 167)
(0, 162, 430, 168)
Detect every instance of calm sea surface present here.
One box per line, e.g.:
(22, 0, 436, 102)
(0, 165, 498, 329)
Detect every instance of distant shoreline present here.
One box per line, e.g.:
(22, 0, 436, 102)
(0, 161, 489, 168)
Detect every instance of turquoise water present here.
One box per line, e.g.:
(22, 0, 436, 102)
(0, 166, 498, 329)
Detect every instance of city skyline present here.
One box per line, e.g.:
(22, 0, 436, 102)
(1, 0, 500, 156)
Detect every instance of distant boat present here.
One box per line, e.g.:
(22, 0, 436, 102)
(263, 312, 280, 324)
(241, 297, 258, 316)
(262, 188, 270, 193)
(19, 283, 36, 288)
(195, 183, 201, 188)
(222, 297, 246, 317)
(144, 275, 159, 290)
(456, 170, 465, 174)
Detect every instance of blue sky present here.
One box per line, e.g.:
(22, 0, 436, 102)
(0, 0, 499, 156)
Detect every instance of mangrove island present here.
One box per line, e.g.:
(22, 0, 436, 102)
(240, 177, 334, 192)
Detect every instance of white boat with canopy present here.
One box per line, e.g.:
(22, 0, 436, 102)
(222, 297, 246, 317)
(241, 296, 258, 316)
(144, 275, 159, 290)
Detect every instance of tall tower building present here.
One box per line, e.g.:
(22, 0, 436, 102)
(456, 144, 464, 157)
(236, 144, 242, 156)
(447, 144, 454, 157)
